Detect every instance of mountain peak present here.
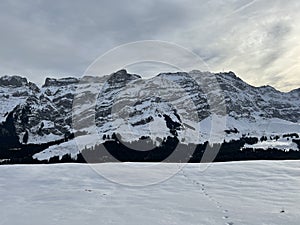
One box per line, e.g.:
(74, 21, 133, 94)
(258, 85, 278, 92)
(42, 77, 79, 87)
(0, 75, 28, 87)
(215, 71, 239, 79)
(107, 69, 141, 85)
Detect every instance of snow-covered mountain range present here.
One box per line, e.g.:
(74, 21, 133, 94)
(0, 69, 299, 161)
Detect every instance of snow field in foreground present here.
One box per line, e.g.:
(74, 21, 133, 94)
(0, 161, 300, 225)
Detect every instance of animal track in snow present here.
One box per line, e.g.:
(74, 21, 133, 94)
(180, 166, 234, 225)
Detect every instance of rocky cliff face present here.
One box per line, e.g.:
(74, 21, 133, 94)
(0, 70, 299, 158)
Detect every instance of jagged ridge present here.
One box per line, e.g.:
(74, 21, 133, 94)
(0, 70, 299, 161)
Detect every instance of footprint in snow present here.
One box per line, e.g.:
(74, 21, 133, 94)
(181, 168, 234, 224)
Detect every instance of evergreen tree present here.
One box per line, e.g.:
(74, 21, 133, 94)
(23, 130, 29, 144)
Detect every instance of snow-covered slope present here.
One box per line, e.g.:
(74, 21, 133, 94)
(0, 70, 299, 160)
(66, 70, 300, 157)
(0, 75, 78, 145)
(0, 76, 39, 123)
(0, 161, 300, 225)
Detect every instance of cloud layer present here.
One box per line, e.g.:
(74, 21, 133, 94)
(0, 0, 299, 91)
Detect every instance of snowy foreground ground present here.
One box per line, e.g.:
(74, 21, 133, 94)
(1, 161, 300, 225)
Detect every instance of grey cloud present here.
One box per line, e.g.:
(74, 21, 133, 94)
(0, 0, 194, 84)
(0, 0, 299, 91)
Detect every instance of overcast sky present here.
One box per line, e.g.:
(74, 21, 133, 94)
(0, 0, 299, 91)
